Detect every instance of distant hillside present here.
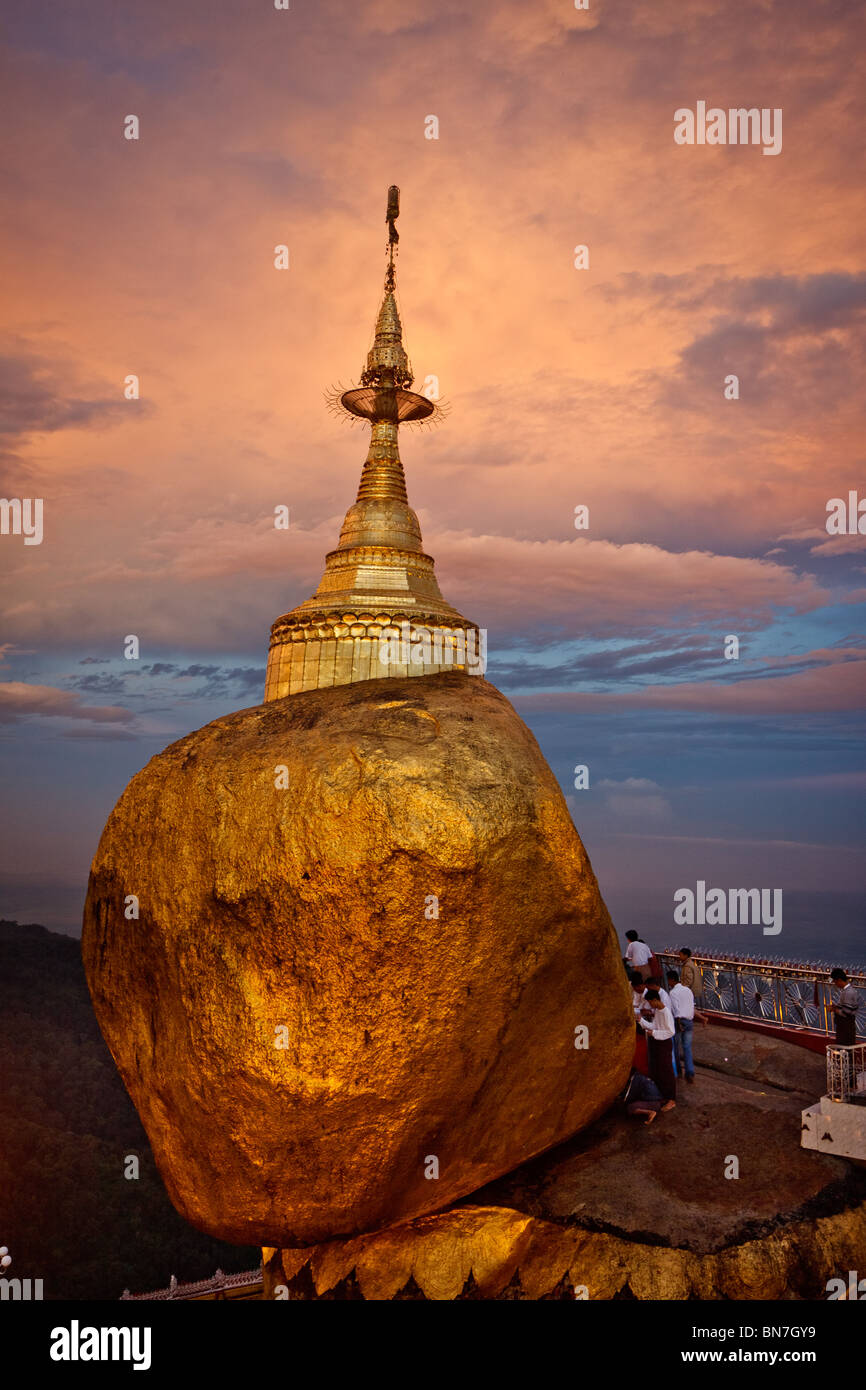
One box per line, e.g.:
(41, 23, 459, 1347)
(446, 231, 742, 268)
(0, 920, 259, 1300)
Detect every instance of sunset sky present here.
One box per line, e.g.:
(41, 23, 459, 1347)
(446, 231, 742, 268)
(1, 0, 864, 956)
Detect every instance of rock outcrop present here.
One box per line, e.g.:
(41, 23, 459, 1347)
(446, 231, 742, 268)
(82, 672, 633, 1247)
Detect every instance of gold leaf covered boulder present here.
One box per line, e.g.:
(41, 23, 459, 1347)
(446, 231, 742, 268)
(82, 672, 633, 1247)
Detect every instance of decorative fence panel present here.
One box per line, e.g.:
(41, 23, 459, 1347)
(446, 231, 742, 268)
(656, 951, 866, 1041)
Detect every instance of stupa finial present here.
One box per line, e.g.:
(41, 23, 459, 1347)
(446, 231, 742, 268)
(385, 184, 399, 292)
(339, 185, 433, 424)
(264, 186, 480, 700)
(363, 185, 405, 384)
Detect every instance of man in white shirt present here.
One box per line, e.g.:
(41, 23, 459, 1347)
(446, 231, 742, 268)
(637, 989, 677, 1108)
(666, 969, 695, 1083)
(624, 931, 653, 980)
(630, 972, 648, 1017)
(647, 974, 673, 1011)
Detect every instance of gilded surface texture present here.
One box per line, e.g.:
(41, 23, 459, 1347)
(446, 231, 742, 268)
(81, 673, 633, 1246)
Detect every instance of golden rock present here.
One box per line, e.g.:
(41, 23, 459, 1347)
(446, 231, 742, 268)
(82, 672, 633, 1247)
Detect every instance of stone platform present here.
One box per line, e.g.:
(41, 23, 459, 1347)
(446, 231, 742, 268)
(263, 1027, 866, 1299)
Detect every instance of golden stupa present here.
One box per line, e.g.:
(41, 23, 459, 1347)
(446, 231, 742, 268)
(264, 187, 482, 700)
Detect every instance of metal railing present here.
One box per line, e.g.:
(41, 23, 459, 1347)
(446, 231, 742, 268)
(657, 950, 866, 1040)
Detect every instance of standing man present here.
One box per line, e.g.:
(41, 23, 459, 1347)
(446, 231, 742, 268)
(637, 989, 677, 1110)
(678, 947, 708, 1025)
(647, 974, 673, 1011)
(829, 969, 859, 1095)
(667, 969, 696, 1084)
(678, 948, 701, 998)
(629, 971, 651, 1076)
(829, 969, 859, 1046)
(625, 930, 654, 981)
(630, 971, 648, 1016)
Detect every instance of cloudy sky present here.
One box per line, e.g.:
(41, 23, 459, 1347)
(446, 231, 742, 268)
(1, 0, 864, 957)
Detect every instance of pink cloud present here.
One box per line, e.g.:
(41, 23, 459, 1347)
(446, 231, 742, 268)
(0, 682, 133, 724)
(515, 658, 866, 716)
(435, 533, 829, 634)
(810, 534, 866, 555)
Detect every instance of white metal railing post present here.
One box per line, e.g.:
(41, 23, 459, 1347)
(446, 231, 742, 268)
(827, 1044, 866, 1102)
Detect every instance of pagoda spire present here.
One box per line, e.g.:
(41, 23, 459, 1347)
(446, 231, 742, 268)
(264, 187, 481, 700)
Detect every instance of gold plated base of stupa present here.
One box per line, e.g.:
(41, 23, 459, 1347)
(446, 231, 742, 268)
(264, 608, 483, 699)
